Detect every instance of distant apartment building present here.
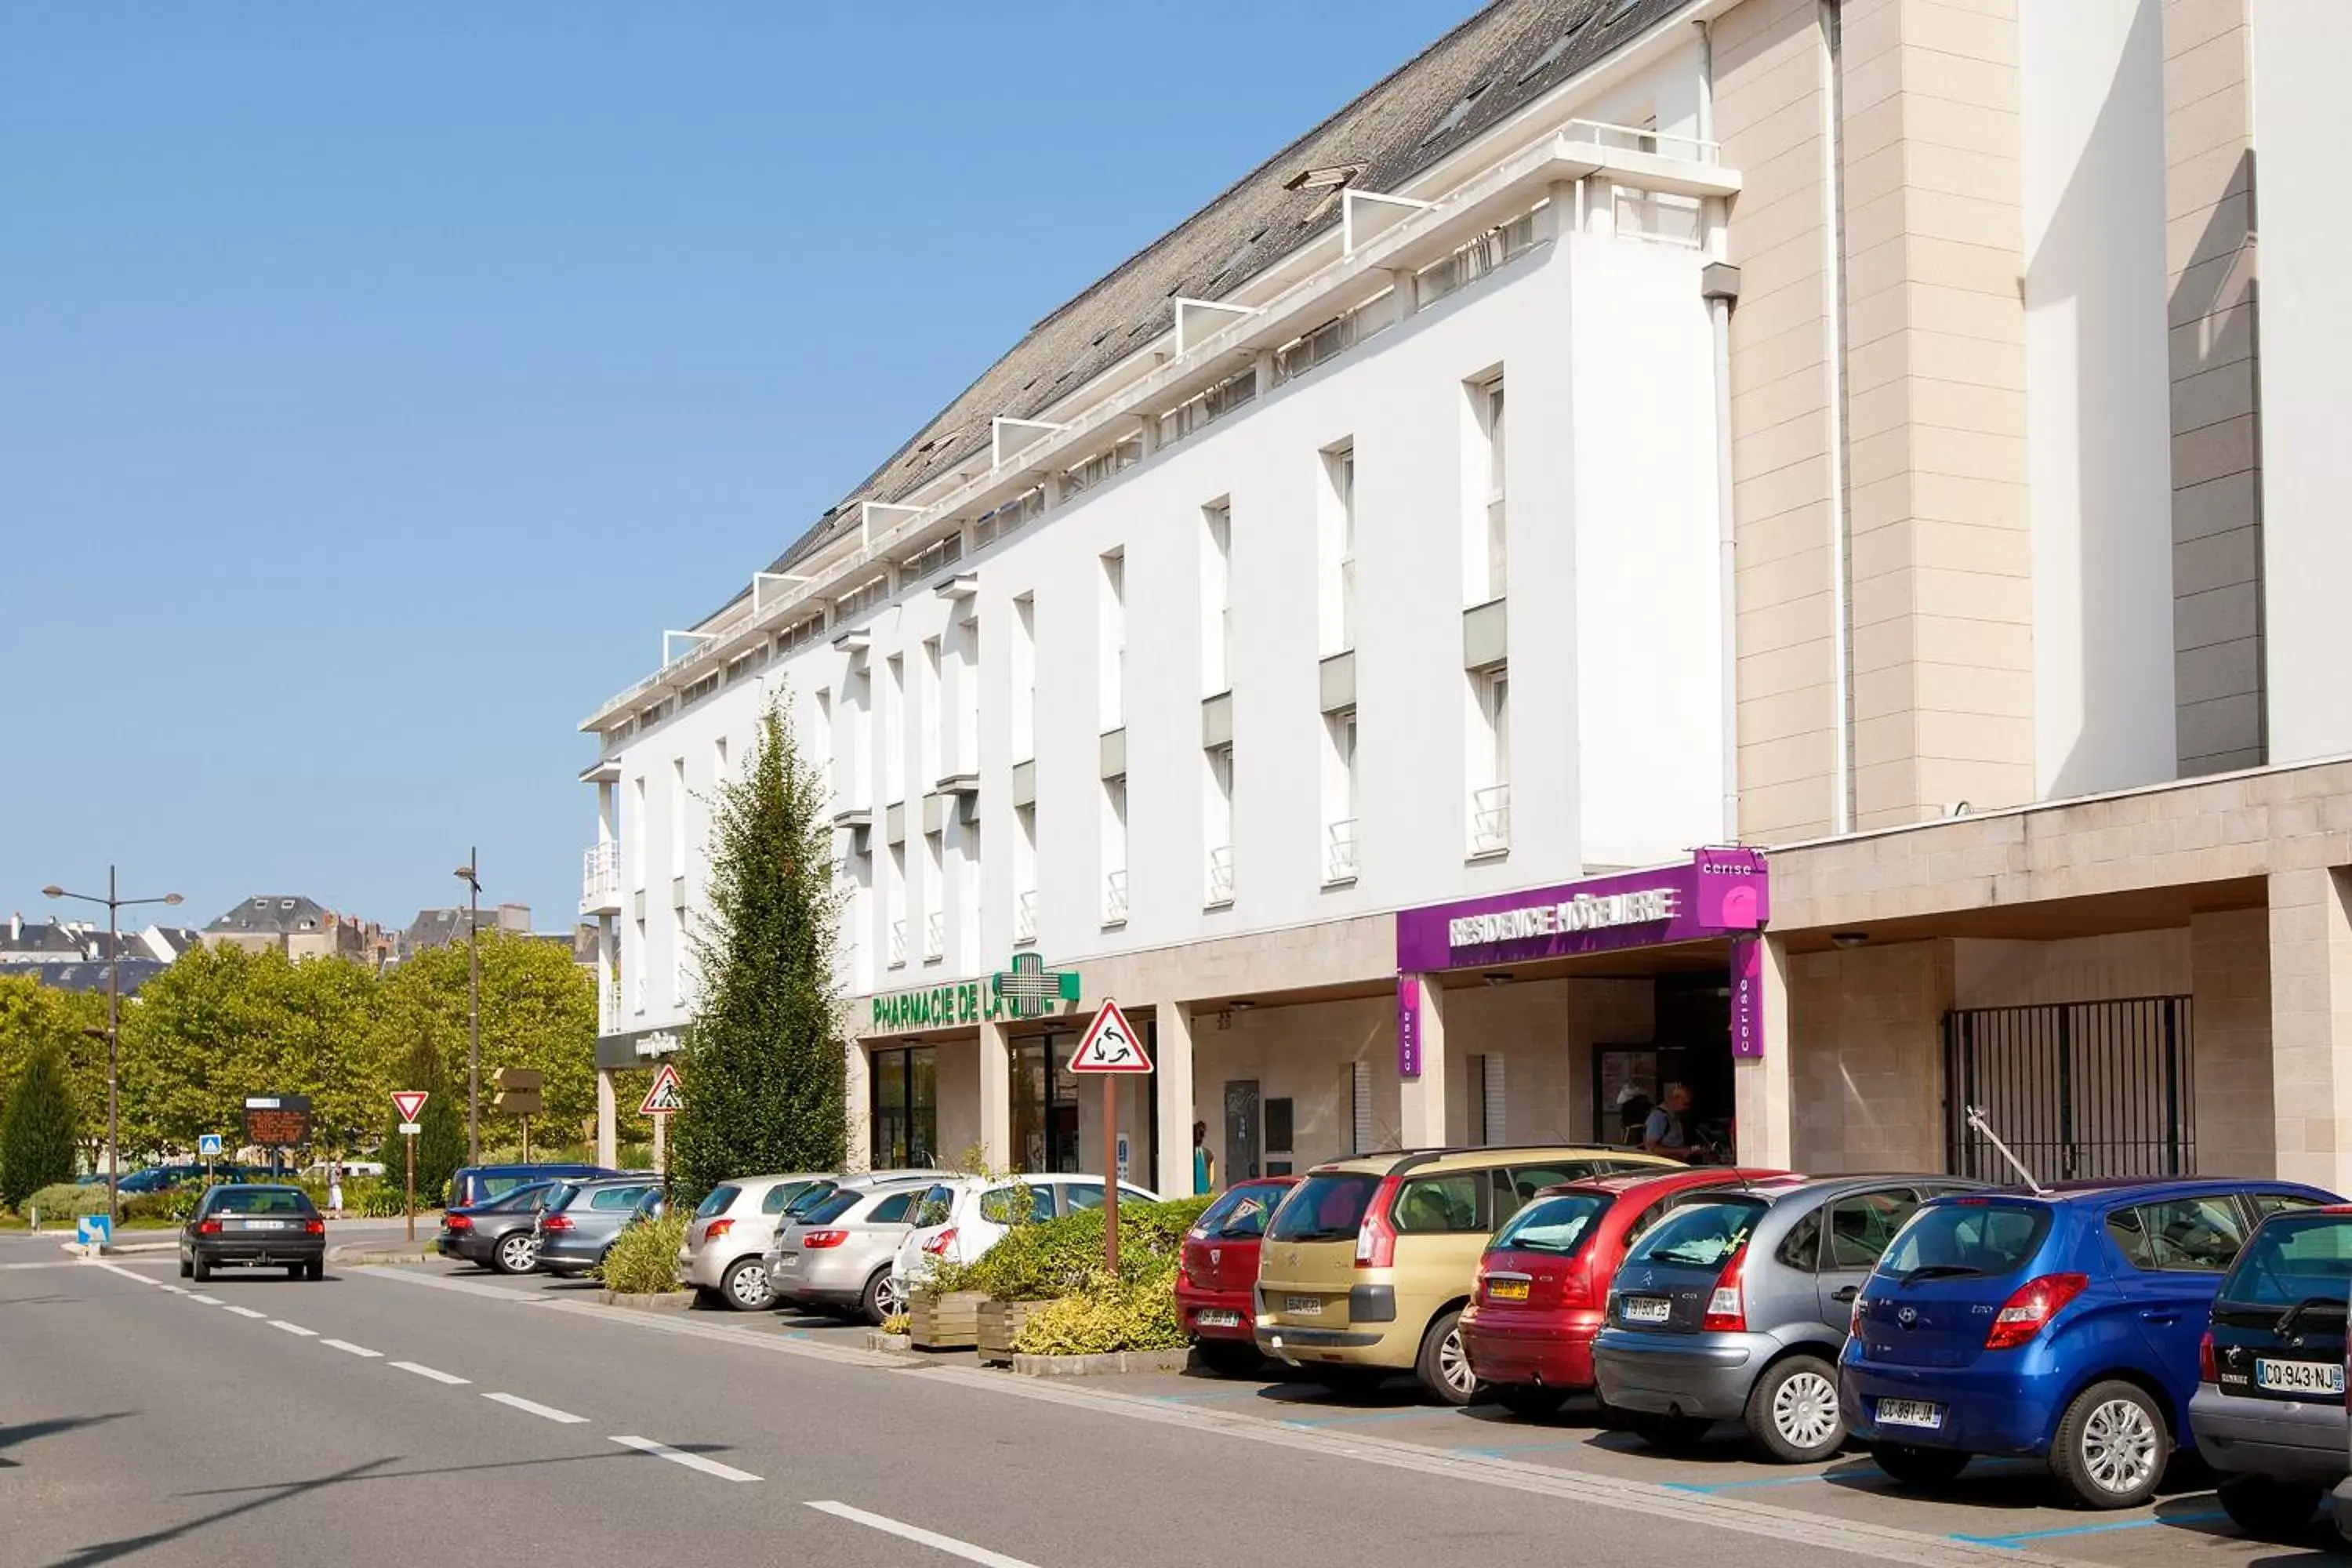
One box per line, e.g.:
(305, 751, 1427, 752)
(203, 895, 389, 964)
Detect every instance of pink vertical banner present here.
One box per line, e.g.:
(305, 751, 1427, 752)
(1396, 975, 1422, 1078)
(1729, 936, 1765, 1059)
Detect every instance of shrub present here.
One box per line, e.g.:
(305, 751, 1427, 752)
(948, 1196, 1212, 1303)
(880, 1311, 911, 1336)
(1011, 1265, 1187, 1356)
(23, 1181, 106, 1221)
(0, 1042, 81, 1209)
(354, 1181, 406, 1218)
(597, 1212, 686, 1294)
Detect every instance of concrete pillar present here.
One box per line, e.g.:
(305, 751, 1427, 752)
(1733, 935, 1794, 1169)
(1398, 975, 1449, 1148)
(978, 1018, 1012, 1174)
(844, 1040, 872, 1174)
(651, 1109, 666, 1176)
(2267, 867, 2352, 1191)
(595, 1069, 617, 1169)
(1156, 1002, 1196, 1197)
(2191, 908, 2275, 1176)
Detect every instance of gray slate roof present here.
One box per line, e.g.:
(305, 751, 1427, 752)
(719, 0, 1682, 624)
(27, 959, 169, 996)
(205, 895, 334, 935)
(1, 918, 87, 958)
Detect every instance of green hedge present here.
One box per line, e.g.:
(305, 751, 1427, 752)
(22, 1182, 106, 1221)
(597, 1213, 686, 1294)
(932, 1195, 1211, 1302)
(1012, 1265, 1188, 1356)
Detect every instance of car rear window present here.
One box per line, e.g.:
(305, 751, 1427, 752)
(802, 1190, 862, 1225)
(1195, 1184, 1285, 1240)
(212, 1188, 314, 1215)
(1490, 1191, 1610, 1257)
(912, 1185, 956, 1229)
(483, 1183, 552, 1214)
(1268, 1174, 1381, 1243)
(543, 1182, 582, 1213)
(762, 1180, 824, 1215)
(695, 1185, 742, 1220)
(588, 1184, 656, 1211)
(1878, 1201, 2051, 1281)
(2221, 1213, 2352, 1308)
(1622, 1197, 1766, 1269)
(782, 1181, 843, 1218)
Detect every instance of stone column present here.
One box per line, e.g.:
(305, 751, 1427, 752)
(1398, 975, 1449, 1149)
(595, 1069, 617, 1169)
(843, 1039, 872, 1174)
(2191, 907, 2274, 1175)
(2267, 866, 2352, 1191)
(1733, 935, 1794, 1168)
(978, 1018, 1012, 1174)
(1155, 1002, 1196, 1197)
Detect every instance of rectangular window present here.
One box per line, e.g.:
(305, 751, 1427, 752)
(1202, 500, 1232, 695)
(630, 778, 647, 889)
(631, 918, 647, 1012)
(869, 1045, 938, 1169)
(883, 655, 906, 804)
(713, 735, 729, 782)
(1099, 550, 1126, 732)
(1204, 745, 1234, 906)
(956, 616, 979, 775)
(669, 757, 686, 876)
(1322, 445, 1356, 655)
(1011, 595, 1036, 764)
(814, 688, 835, 809)
(922, 830, 945, 963)
(1470, 1054, 1506, 1145)
(1470, 666, 1510, 855)
(848, 667, 872, 808)
(837, 575, 890, 622)
(1156, 366, 1257, 448)
(960, 814, 982, 954)
(920, 637, 942, 786)
(1468, 376, 1507, 604)
(1011, 1040, 1081, 1174)
(885, 843, 907, 968)
(1352, 1061, 1374, 1155)
(1014, 804, 1039, 946)
(1415, 207, 1541, 308)
(1323, 707, 1359, 883)
(1101, 777, 1128, 926)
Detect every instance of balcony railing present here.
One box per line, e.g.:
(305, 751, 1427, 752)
(1014, 890, 1038, 946)
(601, 978, 623, 1034)
(924, 911, 945, 962)
(1472, 784, 1512, 855)
(888, 919, 907, 967)
(1325, 819, 1359, 884)
(580, 843, 622, 911)
(1103, 869, 1128, 925)
(1207, 845, 1235, 906)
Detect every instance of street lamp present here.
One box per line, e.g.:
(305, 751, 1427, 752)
(454, 850, 481, 1166)
(42, 869, 183, 1227)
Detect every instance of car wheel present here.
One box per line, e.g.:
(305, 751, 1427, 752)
(178, 1254, 192, 1279)
(2218, 1475, 2321, 1539)
(1493, 1385, 1570, 1421)
(2050, 1380, 2169, 1509)
(1870, 1443, 1971, 1486)
(1628, 1411, 1711, 1450)
(861, 1267, 905, 1326)
(1194, 1339, 1266, 1379)
(721, 1258, 774, 1312)
(1415, 1308, 1480, 1407)
(306, 1260, 324, 1282)
(493, 1233, 539, 1276)
(1745, 1354, 1846, 1464)
(191, 1254, 211, 1283)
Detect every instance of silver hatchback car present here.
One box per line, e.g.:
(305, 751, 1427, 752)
(768, 1175, 939, 1323)
(1592, 1174, 1981, 1462)
(677, 1173, 836, 1312)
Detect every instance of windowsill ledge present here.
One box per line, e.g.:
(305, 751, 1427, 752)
(1465, 846, 1511, 864)
(1101, 918, 1127, 932)
(1321, 874, 1359, 890)
(1014, 934, 1038, 948)
(1203, 897, 1235, 912)
(886, 960, 908, 971)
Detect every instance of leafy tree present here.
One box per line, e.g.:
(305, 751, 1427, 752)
(0, 975, 107, 1167)
(0, 1040, 82, 1208)
(116, 944, 299, 1156)
(673, 696, 846, 1202)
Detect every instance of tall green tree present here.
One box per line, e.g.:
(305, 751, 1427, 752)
(116, 944, 301, 1156)
(673, 696, 847, 1201)
(0, 1040, 82, 1209)
(0, 975, 107, 1167)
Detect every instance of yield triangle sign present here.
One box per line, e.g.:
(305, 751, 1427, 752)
(390, 1091, 428, 1123)
(1067, 1000, 1152, 1073)
(639, 1062, 684, 1116)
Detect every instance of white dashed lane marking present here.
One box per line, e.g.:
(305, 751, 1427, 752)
(270, 1320, 317, 1337)
(482, 1392, 586, 1425)
(611, 1436, 760, 1483)
(804, 1501, 1039, 1567)
(189, 1294, 224, 1305)
(224, 1305, 267, 1319)
(322, 1338, 381, 1358)
(391, 1361, 470, 1385)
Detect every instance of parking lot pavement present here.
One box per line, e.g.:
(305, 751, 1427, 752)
(1094, 1360, 2340, 1564)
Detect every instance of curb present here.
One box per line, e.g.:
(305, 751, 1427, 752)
(864, 1332, 914, 1352)
(1009, 1347, 1192, 1377)
(327, 1243, 435, 1266)
(600, 1290, 695, 1312)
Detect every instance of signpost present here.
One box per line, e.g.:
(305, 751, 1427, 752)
(242, 1095, 312, 1177)
(1066, 1000, 1152, 1273)
(198, 1132, 223, 1190)
(391, 1091, 428, 1241)
(640, 1063, 681, 1200)
(494, 1066, 545, 1162)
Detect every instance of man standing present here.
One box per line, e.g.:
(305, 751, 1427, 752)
(1642, 1083, 1696, 1161)
(1192, 1121, 1216, 1196)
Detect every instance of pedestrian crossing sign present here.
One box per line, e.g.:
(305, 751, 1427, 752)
(639, 1062, 684, 1117)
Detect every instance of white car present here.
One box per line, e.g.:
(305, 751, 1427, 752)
(889, 1173, 1160, 1302)
(676, 1173, 835, 1311)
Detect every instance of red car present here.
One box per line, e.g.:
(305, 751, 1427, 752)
(1176, 1175, 1300, 1376)
(1462, 1166, 1795, 1417)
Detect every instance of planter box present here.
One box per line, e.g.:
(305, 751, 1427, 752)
(977, 1298, 1054, 1363)
(601, 1289, 695, 1312)
(1009, 1347, 1192, 1377)
(909, 1289, 987, 1350)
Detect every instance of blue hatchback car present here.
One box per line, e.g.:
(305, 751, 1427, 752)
(1840, 1178, 2339, 1509)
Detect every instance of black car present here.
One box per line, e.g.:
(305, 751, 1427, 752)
(180, 1184, 326, 1282)
(437, 1181, 557, 1274)
(447, 1162, 620, 1210)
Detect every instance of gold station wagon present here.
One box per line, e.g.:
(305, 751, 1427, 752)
(1254, 1145, 1675, 1404)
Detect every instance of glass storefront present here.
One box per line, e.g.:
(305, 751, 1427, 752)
(870, 1044, 938, 1169)
(1011, 1038, 1080, 1174)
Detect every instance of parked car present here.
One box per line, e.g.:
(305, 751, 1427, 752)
(1177, 1175, 1298, 1375)
(677, 1172, 835, 1312)
(1595, 1174, 1982, 1461)
(769, 1177, 942, 1323)
(533, 1175, 665, 1276)
(437, 1181, 558, 1274)
(1841, 1178, 2336, 1508)
(2191, 1203, 2352, 1537)
(1462, 1166, 1793, 1417)
(122, 1163, 261, 1195)
(1255, 1147, 1674, 1405)
(890, 1173, 1161, 1305)
(178, 1183, 326, 1282)
(448, 1162, 621, 1210)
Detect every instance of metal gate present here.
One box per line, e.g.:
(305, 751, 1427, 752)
(1943, 997, 2194, 1182)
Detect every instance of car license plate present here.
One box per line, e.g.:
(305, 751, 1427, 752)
(1283, 1294, 1323, 1316)
(1196, 1309, 1241, 1328)
(2256, 1359, 2346, 1396)
(1877, 1398, 1944, 1430)
(1621, 1296, 1671, 1323)
(1489, 1279, 1531, 1302)
(245, 1219, 287, 1230)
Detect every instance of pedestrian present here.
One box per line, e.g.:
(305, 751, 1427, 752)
(1643, 1083, 1697, 1160)
(327, 1159, 343, 1218)
(1615, 1082, 1654, 1147)
(1192, 1121, 1216, 1196)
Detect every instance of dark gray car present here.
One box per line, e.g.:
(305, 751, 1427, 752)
(535, 1176, 665, 1276)
(1592, 1174, 1982, 1462)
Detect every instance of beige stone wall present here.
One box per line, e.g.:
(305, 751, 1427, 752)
(1789, 938, 1951, 1173)
(2163, 0, 2265, 775)
(2265, 866, 2352, 1190)
(2190, 907, 2274, 1174)
(1189, 996, 1399, 1171)
(1951, 928, 2188, 1007)
(1439, 977, 1653, 1148)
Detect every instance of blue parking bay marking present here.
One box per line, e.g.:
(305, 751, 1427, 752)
(1947, 1510, 2227, 1549)
(1279, 1408, 1453, 1428)
(1659, 1472, 1844, 1494)
(1453, 1441, 1590, 1459)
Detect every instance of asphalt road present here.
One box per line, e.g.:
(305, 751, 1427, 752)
(0, 1250, 2088, 1568)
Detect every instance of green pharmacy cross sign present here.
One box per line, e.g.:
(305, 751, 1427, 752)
(993, 952, 1080, 1019)
(867, 954, 1080, 1032)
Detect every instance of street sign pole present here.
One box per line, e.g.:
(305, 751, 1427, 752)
(404, 1130, 416, 1243)
(1065, 999, 1151, 1279)
(390, 1091, 430, 1243)
(1102, 1073, 1120, 1274)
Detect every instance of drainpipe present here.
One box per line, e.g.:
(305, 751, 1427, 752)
(1697, 21, 1741, 844)
(1819, 0, 1856, 833)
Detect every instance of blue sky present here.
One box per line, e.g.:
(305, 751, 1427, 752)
(1, 3, 1457, 935)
